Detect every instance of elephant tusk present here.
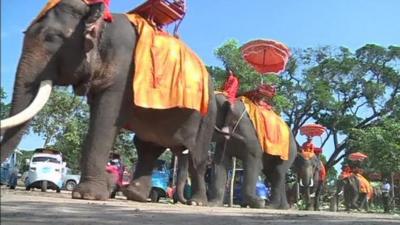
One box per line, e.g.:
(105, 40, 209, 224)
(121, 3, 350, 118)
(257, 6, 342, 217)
(1, 80, 53, 129)
(309, 178, 314, 187)
(299, 179, 304, 187)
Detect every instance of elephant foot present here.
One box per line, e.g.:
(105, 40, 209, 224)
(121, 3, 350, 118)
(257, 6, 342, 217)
(123, 181, 150, 202)
(187, 193, 207, 206)
(208, 200, 224, 207)
(266, 202, 290, 210)
(72, 180, 110, 201)
(242, 197, 265, 209)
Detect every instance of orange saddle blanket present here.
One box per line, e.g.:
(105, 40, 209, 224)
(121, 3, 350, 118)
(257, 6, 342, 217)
(240, 96, 290, 160)
(355, 174, 373, 199)
(125, 13, 209, 115)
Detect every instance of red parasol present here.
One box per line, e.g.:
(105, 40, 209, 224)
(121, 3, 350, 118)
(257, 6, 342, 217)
(241, 39, 291, 74)
(299, 124, 326, 137)
(348, 152, 368, 161)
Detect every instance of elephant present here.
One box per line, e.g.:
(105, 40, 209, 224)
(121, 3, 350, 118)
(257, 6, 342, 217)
(336, 174, 370, 211)
(0, 0, 216, 205)
(205, 93, 297, 209)
(292, 151, 325, 210)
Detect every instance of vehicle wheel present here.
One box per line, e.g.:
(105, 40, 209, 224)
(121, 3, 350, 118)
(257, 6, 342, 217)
(56, 187, 61, 193)
(9, 185, 16, 190)
(150, 189, 160, 202)
(26, 186, 31, 191)
(65, 180, 77, 191)
(41, 180, 48, 192)
(110, 189, 117, 199)
(110, 185, 118, 199)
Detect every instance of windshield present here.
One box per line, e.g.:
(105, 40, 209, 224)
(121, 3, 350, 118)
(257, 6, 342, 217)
(32, 157, 61, 164)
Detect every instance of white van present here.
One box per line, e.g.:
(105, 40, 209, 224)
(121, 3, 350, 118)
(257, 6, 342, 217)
(25, 148, 66, 192)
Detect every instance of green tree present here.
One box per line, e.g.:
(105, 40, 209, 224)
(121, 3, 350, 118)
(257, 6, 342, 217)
(113, 131, 137, 168)
(210, 41, 400, 173)
(210, 39, 292, 112)
(349, 118, 400, 174)
(30, 87, 85, 147)
(0, 87, 11, 119)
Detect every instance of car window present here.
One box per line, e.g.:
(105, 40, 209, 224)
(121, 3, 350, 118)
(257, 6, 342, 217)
(32, 157, 60, 164)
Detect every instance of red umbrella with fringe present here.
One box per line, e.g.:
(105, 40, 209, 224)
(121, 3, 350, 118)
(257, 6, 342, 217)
(348, 152, 368, 161)
(299, 124, 327, 138)
(241, 39, 291, 74)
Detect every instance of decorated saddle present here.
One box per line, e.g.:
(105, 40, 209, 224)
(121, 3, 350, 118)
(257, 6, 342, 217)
(125, 14, 209, 115)
(355, 173, 374, 199)
(36, 0, 209, 116)
(239, 95, 290, 161)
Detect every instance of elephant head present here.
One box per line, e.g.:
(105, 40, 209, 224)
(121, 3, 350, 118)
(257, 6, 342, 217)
(293, 151, 321, 209)
(1, 0, 105, 161)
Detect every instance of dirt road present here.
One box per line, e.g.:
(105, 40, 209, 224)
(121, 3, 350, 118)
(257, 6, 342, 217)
(1, 187, 399, 225)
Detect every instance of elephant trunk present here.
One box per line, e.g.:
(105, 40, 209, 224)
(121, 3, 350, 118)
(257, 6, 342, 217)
(1, 46, 52, 162)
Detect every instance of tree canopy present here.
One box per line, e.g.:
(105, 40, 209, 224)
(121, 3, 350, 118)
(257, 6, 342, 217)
(0, 87, 11, 120)
(210, 40, 400, 174)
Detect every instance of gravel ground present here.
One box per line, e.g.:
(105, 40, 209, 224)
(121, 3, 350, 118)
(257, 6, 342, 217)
(1, 187, 399, 225)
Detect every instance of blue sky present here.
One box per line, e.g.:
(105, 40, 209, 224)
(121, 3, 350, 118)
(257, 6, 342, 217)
(1, 1, 400, 163)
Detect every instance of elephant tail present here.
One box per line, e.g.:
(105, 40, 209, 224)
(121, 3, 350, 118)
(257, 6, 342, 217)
(175, 153, 189, 204)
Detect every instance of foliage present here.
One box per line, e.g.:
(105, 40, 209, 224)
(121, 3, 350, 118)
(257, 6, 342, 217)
(30, 87, 85, 147)
(279, 45, 400, 171)
(210, 39, 292, 113)
(348, 118, 400, 174)
(112, 131, 136, 168)
(0, 87, 11, 120)
(210, 41, 400, 175)
(320, 155, 338, 186)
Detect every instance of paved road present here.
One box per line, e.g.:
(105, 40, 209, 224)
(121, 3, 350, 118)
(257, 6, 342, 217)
(1, 187, 399, 225)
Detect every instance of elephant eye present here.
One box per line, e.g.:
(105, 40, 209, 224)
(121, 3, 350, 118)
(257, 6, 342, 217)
(44, 33, 63, 42)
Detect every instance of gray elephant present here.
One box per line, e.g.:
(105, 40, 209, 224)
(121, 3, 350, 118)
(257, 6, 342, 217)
(0, 0, 216, 205)
(292, 151, 325, 210)
(336, 174, 371, 211)
(206, 93, 297, 209)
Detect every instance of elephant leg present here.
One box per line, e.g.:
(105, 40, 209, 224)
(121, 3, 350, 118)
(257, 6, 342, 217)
(175, 152, 189, 204)
(123, 137, 164, 202)
(241, 155, 264, 208)
(265, 166, 290, 209)
(208, 145, 230, 207)
(187, 153, 208, 206)
(359, 193, 368, 211)
(313, 181, 323, 211)
(72, 93, 121, 200)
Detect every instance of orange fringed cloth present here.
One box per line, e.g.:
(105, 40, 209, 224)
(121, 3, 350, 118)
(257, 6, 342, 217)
(125, 14, 209, 115)
(355, 173, 374, 199)
(35, 0, 61, 22)
(35, 0, 112, 22)
(319, 161, 326, 181)
(240, 96, 290, 160)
